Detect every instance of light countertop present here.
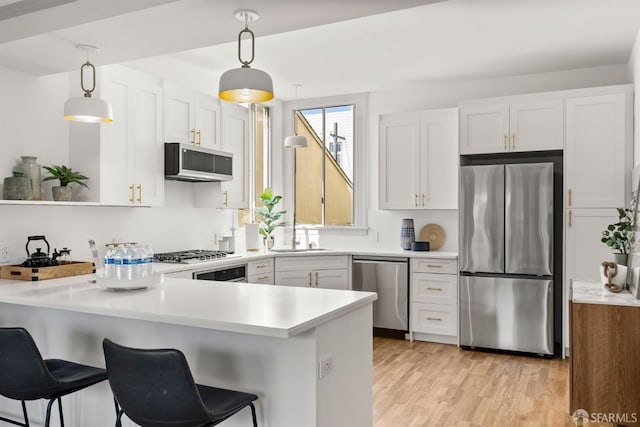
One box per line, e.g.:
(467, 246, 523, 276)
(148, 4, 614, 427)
(0, 275, 377, 338)
(154, 248, 458, 275)
(572, 280, 640, 307)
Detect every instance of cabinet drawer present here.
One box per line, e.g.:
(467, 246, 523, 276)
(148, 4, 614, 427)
(411, 258, 457, 274)
(248, 258, 273, 276)
(276, 255, 349, 272)
(248, 272, 274, 285)
(411, 303, 457, 336)
(412, 273, 457, 305)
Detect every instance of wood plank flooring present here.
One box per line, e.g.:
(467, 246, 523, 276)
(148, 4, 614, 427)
(372, 337, 596, 427)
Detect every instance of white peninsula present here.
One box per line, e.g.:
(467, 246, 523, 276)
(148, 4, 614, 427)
(0, 275, 377, 427)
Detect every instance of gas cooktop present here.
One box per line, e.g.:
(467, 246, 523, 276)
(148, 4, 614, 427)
(155, 250, 238, 264)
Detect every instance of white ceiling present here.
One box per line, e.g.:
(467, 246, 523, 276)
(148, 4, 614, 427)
(0, 0, 638, 100)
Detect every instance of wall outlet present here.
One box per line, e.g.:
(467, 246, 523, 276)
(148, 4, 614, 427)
(0, 243, 10, 264)
(318, 356, 333, 379)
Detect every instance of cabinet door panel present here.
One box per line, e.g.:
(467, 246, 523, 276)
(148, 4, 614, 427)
(316, 269, 350, 290)
(459, 103, 509, 155)
(565, 94, 626, 208)
(379, 114, 420, 209)
(164, 84, 195, 145)
(221, 104, 249, 209)
(197, 95, 221, 149)
(421, 110, 458, 209)
(276, 271, 314, 287)
(509, 100, 563, 152)
(134, 84, 163, 206)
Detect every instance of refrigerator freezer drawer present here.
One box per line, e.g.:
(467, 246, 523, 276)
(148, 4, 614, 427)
(459, 276, 553, 355)
(411, 302, 457, 336)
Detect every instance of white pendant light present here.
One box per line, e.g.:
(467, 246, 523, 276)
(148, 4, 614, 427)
(284, 84, 307, 148)
(219, 10, 274, 104)
(64, 44, 113, 123)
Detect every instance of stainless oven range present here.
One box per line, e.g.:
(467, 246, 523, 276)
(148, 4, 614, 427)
(155, 250, 247, 283)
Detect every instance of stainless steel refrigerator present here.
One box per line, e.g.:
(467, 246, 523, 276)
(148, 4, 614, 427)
(459, 163, 554, 355)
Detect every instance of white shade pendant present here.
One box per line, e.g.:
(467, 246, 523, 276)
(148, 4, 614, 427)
(284, 135, 307, 148)
(219, 10, 274, 103)
(64, 45, 113, 123)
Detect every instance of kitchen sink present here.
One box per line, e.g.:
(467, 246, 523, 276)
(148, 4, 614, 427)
(269, 248, 330, 253)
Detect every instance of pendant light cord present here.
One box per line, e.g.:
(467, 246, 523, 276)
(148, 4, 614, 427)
(237, 12, 255, 68)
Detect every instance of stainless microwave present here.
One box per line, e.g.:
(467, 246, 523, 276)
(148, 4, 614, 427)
(164, 143, 233, 182)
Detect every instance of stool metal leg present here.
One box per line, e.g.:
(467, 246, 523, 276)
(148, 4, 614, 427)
(249, 403, 257, 427)
(113, 398, 122, 427)
(57, 397, 64, 427)
(21, 401, 29, 427)
(44, 399, 55, 427)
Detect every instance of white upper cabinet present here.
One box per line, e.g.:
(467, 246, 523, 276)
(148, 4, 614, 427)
(565, 93, 628, 209)
(379, 108, 458, 210)
(164, 84, 220, 149)
(459, 97, 563, 155)
(220, 103, 249, 209)
(69, 65, 163, 206)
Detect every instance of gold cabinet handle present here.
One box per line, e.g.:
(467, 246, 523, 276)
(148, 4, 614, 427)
(426, 287, 443, 291)
(257, 275, 269, 280)
(414, 194, 418, 207)
(191, 129, 196, 145)
(426, 264, 442, 268)
(422, 194, 425, 207)
(568, 189, 572, 207)
(308, 272, 312, 287)
(256, 264, 269, 269)
(427, 317, 443, 321)
(136, 184, 142, 203)
(197, 129, 202, 146)
(315, 271, 319, 287)
(223, 191, 228, 207)
(512, 132, 516, 149)
(503, 134, 508, 150)
(569, 210, 572, 227)
(129, 184, 135, 204)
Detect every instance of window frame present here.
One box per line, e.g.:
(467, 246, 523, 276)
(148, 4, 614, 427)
(280, 93, 368, 233)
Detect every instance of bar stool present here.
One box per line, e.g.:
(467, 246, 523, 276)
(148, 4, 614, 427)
(102, 339, 259, 427)
(0, 327, 108, 427)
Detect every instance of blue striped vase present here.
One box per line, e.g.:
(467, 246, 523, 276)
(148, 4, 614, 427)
(400, 218, 415, 250)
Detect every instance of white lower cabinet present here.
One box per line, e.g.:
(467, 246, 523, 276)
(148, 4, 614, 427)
(409, 258, 458, 344)
(248, 258, 274, 285)
(275, 255, 351, 290)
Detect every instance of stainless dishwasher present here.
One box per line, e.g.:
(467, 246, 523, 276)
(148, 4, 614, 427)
(352, 256, 408, 334)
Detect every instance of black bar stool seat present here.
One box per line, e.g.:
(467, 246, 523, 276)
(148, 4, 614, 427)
(103, 338, 259, 427)
(0, 327, 107, 427)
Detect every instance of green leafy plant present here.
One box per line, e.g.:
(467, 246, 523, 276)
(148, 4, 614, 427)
(257, 187, 286, 239)
(42, 164, 89, 188)
(601, 208, 634, 254)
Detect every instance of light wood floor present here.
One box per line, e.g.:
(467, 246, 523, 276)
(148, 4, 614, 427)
(372, 337, 590, 427)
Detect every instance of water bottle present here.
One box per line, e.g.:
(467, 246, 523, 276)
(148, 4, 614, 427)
(104, 244, 115, 279)
(144, 244, 154, 278)
(123, 244, 138, 281)
(113, 245, 125, 281)
(135, 244, 147, 279)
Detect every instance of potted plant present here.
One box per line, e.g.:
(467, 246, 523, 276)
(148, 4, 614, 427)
(42, 164, 89, 201)
(256, 187, 286, 250)
(601, 207, 634, 265)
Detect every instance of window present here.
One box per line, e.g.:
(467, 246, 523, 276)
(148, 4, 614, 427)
(294, 105, 354, 226)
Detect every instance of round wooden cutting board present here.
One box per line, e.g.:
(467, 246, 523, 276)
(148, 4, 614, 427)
(419, 224, 446, 250)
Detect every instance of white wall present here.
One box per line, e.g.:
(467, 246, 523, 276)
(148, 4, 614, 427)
(0, 65, 235, 264)
(627, 29, 640, 166)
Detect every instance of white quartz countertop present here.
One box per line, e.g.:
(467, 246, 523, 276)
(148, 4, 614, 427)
(0, 275, 377, 338)
(572, 280, 640, 307)
(154, 248, 458, 275)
